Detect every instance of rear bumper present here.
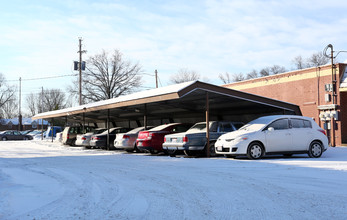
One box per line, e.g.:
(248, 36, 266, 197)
(162, 143, 204, 151)
(137, 140, 162, 151)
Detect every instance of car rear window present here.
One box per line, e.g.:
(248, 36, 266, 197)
(291, 119, 312, 128)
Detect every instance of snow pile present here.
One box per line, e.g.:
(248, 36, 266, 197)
(1, 141, 347, 219)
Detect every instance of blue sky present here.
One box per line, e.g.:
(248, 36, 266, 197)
(1, 0, 347, 113)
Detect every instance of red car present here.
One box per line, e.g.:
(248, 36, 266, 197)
(136, 123, 192, 154)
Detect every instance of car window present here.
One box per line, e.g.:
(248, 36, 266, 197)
(14, 131, 21, 135)
(221, 123, 234, 132)
(268, 119, 289, 130)
(303, 120, 312, 128)
(5, 131, 12, 135)
(291, 119, 312, 129)
(210, 123, 218, 132)
(173, 124, 191, 132)
(291, 119, 304, 128)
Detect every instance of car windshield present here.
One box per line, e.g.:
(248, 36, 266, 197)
(187, 122, 214, 132)
(94, 129, 107, 134)
(149, 124, 174, 131)
(239, 117, 274, 131)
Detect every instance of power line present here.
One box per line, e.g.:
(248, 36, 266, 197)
(6, 73, 78, 82)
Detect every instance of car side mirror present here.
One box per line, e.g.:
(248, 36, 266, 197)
(268, 127, 274, 132)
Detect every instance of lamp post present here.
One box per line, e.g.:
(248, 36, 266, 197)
(323, 44, 347, 146)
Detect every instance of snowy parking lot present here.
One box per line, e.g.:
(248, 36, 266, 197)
(1, 141, 347, 220)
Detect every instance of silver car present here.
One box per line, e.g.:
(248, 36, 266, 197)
(75, 128, 107, 148)
(163, 121, 244, 157)
(215, 115, 329, 159)
(114, 126, 154, 152)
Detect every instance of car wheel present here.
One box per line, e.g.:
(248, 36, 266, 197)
(247, 142, 264, 159)
(184, 150, 199, 157)
(126, 149, 134, 153)
(308, 141, 323, 158)
(204, 142, 217, 157)
(134, 144, 141, 153)
(2, 137, 7, 141)
(150, 150, 158, 155)
(166, 149, 177, 157)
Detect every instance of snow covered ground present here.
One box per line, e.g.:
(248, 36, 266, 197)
(0, 140, 347, 220)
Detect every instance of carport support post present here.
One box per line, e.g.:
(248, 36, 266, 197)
(106, 109, 110, 150)
(144, 104, 147, 130)
(51, 118, 54, 142)
(82, 110, 85, 133)
(206, 92, 210, 157)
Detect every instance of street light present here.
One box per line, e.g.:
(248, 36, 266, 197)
(323, 44, 347, 146)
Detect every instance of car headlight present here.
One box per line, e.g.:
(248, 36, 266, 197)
(231, 136, 248, 143)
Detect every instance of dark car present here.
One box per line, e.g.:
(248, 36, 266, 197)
(136, 123, 192, 154)
(89, 127, 132, 150)
(0, 130, 33, 141)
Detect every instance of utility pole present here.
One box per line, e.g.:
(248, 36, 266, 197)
(41, 87, 44, 140)
(155, 69, 158, 88)
(77, 37, 86, 105)
(18, 77, 22, 131)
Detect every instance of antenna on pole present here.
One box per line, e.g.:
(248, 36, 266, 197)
(77, 37, 87, 105)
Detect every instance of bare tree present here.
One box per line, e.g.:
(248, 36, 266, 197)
(25, 89, 68, 116)
(219, 72, 232, 84)
(170, 68, 200, 84)
(307, 52, 330, 67)
(231, 73, 245, 82)
(259, 67, 271, 77)
(1, 97, 18, 118)
(270, 65, 287, 74)
(246, 69, 258, 79)
(70, 49, 143, 103)
(0, 73, 16, 113)
(26, 92, 39, 116)
(292, 55, 306, 69)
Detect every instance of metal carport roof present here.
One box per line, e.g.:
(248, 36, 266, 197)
(32, 81, 301, 126)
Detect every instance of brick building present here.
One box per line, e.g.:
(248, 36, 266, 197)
(223, 63, 347, 146)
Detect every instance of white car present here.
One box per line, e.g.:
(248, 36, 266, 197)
(215, 115, 329, 159)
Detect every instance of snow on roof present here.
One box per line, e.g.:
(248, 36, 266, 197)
(33, 80, 197, 118)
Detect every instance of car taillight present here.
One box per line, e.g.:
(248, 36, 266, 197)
(183, 136, 188, 142)
(318, 129, 326, 136)
(93, 137, 100, 140)
(164, 137, 166, 142)
(123, 135, 130, 139)
(67, 134, 69, 139)
(81, 137, 86, 140)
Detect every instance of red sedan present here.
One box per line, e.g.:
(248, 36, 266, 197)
(136, 123, 192, 154)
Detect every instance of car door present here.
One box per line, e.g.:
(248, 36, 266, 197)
(290, 118, 314, 151)
(12, 131, 21, 140)
(264, 118, 292, 152)
(7, 131, 16, 140)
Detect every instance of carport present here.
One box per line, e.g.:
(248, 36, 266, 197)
(32, 81, 301, 154)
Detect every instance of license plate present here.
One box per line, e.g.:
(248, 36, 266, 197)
(137, 142, 142, 146)
(217, 146, 223, 151)
(171, 138, 177, 143)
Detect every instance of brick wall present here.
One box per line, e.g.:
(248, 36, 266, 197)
(224, 64, 347, 145)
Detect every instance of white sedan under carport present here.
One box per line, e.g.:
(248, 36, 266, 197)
(215, 115, 329, 159)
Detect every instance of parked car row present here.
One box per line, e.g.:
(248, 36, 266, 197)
(3, 115, 328, 160)
(71, 115, 329, 159)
